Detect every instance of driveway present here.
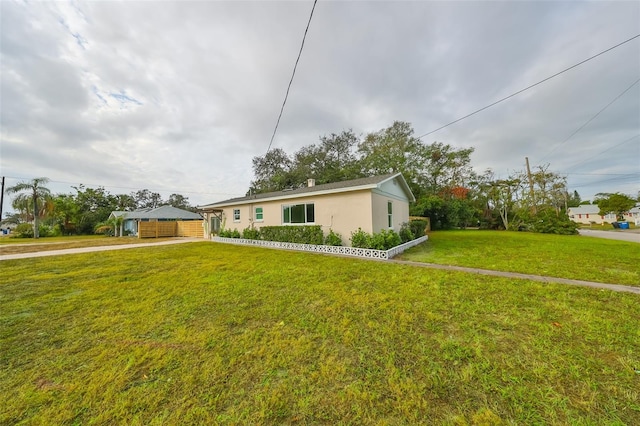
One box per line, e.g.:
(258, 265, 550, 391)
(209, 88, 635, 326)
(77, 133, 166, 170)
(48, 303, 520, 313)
(578, 229, 640, 243)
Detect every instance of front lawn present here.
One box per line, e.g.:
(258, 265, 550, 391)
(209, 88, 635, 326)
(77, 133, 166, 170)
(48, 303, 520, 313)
(398, 230, 640, 286)
(1, 243, 638, 424)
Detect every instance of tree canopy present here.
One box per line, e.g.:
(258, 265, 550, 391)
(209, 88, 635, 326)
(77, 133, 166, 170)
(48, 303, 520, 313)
(595, 193, 636, 221)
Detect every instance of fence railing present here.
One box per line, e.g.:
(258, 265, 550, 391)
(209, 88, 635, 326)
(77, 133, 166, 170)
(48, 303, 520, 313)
(210, 235, 428, 260)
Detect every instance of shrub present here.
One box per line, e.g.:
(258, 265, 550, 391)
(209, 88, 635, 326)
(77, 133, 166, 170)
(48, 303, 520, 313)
(219, 228, 241, 238)
(399, 222, 415, 243)
(382, 229, 402, 249)
(351, 228, 402, 250)
(350, 228, 372, 248)
(409, 219, 428, 237)
(242, 227, 261, 240)
(530, 210, 579, 235)
(260, 225, 323, 245)
(324, 229, 343, 246)
(13, 223, 34, 238)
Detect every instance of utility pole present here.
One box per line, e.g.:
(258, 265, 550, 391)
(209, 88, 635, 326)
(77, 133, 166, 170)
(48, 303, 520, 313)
(525, 157, 536, 214)
(0, 176, 4, 222)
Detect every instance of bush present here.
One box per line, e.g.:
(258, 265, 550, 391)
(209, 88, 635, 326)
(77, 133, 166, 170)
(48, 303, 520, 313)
(260, 225, 323, 245)
(530, 210, 579, 235)
(242, 227, 261, 240)
(350, 228, 372, 248)
(324, 229, 343, 246)
(350, 228, 402, 250)
(399, 222, 415, 243)
(409, 219, 428, 237)
(380, 229, 401, 250)
(219, 228, 241, 238)
(13, 223, 34, 238)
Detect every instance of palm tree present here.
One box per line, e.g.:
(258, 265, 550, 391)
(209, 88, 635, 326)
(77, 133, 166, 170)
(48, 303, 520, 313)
(6, 177, 51, 239)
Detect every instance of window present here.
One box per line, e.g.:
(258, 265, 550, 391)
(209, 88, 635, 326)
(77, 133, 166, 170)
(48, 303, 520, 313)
(233, 209, 240, 222)
(255, 207, 263, 221)
(387, 201, 393, 228)
(586, 214, 589, 218)
(283, 203, 314, 224)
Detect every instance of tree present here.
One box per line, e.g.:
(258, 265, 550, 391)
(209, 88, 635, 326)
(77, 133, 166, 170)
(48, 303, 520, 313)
(595, 193, 636, 221)
(6, 177, 51, 238)
(166, 193, 192, 210)
(72, 185, 120, 234)
(249, 148, 295, 193)
(358, 121, 424, 195)
(567, 190, 582, 208)
(132, 189, 163, 209)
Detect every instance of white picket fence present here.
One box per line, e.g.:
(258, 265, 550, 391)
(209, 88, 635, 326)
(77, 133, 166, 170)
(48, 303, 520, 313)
(210, 235, 428, 260)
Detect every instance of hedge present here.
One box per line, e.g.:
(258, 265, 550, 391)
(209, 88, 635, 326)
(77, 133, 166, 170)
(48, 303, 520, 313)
(259, 225, 324, 245)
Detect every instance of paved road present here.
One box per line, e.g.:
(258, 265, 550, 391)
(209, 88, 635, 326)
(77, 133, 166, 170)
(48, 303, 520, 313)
(0, 238, 203, 261)
(578, 229, 640, 243)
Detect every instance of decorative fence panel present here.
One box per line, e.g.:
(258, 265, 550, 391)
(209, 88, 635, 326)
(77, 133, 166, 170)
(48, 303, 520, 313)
(177, 221, 204, 238)
(138, 221, 177, 238)
(211, 235, 428, 260)
(138, 221, 204, 238)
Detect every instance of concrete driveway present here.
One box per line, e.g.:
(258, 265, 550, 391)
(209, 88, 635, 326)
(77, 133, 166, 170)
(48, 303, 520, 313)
(578, 229, 640, 243)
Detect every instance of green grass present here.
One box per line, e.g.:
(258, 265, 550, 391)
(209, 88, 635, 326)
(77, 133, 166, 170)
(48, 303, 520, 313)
(1, 242, 639, 424)
(399, 230, 640, 286)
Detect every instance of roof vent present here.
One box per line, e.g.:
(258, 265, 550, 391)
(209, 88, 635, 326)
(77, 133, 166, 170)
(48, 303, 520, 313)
(307, 178, 316, 187)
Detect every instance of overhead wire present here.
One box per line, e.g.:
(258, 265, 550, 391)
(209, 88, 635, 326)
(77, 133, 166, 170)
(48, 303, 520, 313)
(265, 0, 318, 155)
(536, 77, 640, 165)
(570, 172, 640, 189)
(562, 134, 640, 173)
(415, 34, 640, 140)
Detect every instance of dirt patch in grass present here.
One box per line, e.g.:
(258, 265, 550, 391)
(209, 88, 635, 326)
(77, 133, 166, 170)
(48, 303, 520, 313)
(0, 237, 177, 255)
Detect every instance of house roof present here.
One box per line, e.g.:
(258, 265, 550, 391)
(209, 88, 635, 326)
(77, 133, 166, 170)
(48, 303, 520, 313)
(198, 173, 415, 209)
(567, 204, 601, 215)
(110, 205, 202, 220)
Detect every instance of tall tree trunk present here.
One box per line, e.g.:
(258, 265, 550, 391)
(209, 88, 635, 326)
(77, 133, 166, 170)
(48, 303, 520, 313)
(33, 196, 39, 239)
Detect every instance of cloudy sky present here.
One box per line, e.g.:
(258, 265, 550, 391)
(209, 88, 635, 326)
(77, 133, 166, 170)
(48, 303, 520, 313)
(1, 0, 639, 210)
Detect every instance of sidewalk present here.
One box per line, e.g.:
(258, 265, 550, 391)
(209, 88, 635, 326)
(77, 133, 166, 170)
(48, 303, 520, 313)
(390, 259, 640, 295)
(0, 238, 202, 261)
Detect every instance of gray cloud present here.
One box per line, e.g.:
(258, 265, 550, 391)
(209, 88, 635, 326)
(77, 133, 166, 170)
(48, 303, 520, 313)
(1, 0, 639, 208)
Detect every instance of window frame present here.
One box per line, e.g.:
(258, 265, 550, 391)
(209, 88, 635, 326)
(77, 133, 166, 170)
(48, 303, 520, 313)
(282, 202, 315, 224)
(233, 208, 240, 222)
(255, 206, 264, 222)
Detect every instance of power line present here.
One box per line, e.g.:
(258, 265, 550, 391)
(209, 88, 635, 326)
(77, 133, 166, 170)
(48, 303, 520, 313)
(537, 77, 640, 165)
(563, 134, 640, 173)
(416, 33, 640, 140)
(570, 172, 639, 189)
(265, 0, 318, 155)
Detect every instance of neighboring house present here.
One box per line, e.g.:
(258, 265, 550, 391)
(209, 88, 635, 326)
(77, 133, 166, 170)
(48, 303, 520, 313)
(109, 205, 203, 236)
(567, 204, 617, 225)
(198, 173, 415, 246)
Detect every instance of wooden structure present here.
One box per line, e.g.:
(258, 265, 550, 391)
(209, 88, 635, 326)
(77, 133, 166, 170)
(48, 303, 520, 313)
(138, 220, 204, 239)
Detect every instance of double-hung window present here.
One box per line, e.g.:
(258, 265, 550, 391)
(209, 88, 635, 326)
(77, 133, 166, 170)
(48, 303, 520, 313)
(282, 203, 314, 224)
(387, 201, 393, 228)
(233, 209, 240, 222)
(255, 207, 263, 222)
